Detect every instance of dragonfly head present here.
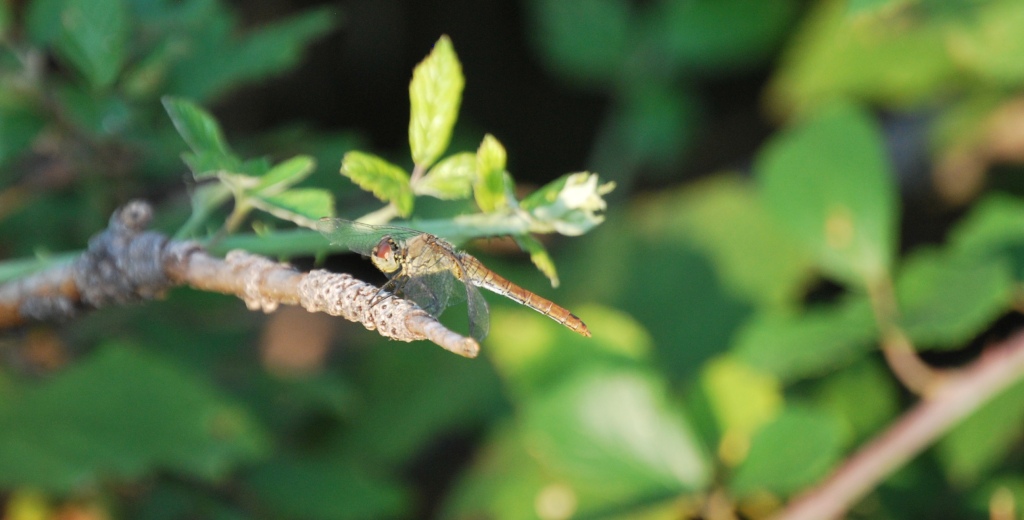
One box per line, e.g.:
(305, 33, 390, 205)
(370, 236, 402, 274)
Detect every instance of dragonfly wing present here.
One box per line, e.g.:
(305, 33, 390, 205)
(465, 282, 490, 342)
(398, 270, 458, 318)
(316, 218, 422, 256)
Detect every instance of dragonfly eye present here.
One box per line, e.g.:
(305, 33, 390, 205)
(370, 236, 402, 275)
(374, 238, 393, 260)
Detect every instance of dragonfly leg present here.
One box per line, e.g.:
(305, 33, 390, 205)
(369, 277, 401, 310)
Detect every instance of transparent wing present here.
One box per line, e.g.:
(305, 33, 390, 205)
(397, 270, 462, 318)
(316, 218, 423, 256)
(465, 282, 490, 341)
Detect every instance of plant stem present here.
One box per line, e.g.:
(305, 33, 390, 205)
(772, 328, 1024, 520)
(867, 275, 939, 395)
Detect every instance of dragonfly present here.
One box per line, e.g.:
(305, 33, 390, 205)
(316, 218, 591, 341)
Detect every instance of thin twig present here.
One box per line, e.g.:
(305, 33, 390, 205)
(0, 200, 480, 358)
(772, 329, 1024, 520)
(868, 277, 942, 394)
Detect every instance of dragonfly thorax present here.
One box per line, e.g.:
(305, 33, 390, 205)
(370, 236, 403, 274)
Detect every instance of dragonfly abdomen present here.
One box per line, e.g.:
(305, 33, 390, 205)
(462, 255, 591, 337)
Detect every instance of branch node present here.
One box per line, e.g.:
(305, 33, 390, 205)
(225, 250, 284, 313)
(75, 200, 172, 307)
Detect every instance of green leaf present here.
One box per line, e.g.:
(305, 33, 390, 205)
(339, 151, 414, 217)
(729, 407, 845, 496)
(767, 0, 954, 114)
(474, 134, 509, 212)
(896, 249, 1013, 350)
(952, 193, 1024, 250)
(53, 84, 130, 136)
(0, 346, 267, 492)
(845, 0, 915, 17)
(446, 417, 690, 519)
(26, 0, 65, 45)
(245, 457, 410, 520)
(947, 1, 1024, 85)
(613, 83, 699, 172)
(522, 369, 711, 503)
(162, 97, 240, 173)
(165, 7, 336, 102)
(255, 155, 315, 195)
(949, 193, 1024, 280)
(678, 175, 815, 305)
(442, 424, 555, 519)
(0, 103, 45, 167)
(733, 296, 878, 382)
(409, 35, 464, 169)
(513, 234, 560, 288)
(0, 2, 11, 38)
(341, 343, 505, 467)
(177, 183, 233, 239)
(816, 360, 899, 444)
(967, 475, 1024, 518)
(937, 379, 1024, 485)
(521, 174, 570, 211)
(528, 0, 631, 84)
(700, 357, 783, 455)
(488, 304, 651, 402)
(54, 0, 129, 89)
(250, 188, 335, 228)
(414, 152, 475, 199)
(756, 102, 898, 288)
(650, 0, 798, 73)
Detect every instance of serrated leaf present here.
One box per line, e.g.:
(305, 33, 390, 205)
(937, 379, 1024, 485)
(409, 35, 464, 169)
(896, 249, 1013, 349)
(522, 369, 711, 503)
(0, 346, 266, 492)
(55, 0, 128, 89)
(255, 155, 315, 195)
(340, 151, 414, 217)
(513, 234, 560, 288)
(729, 407, 845, 497)
(414, 152, 475, 199)
(250, 188, 335, 228)
(733, 296, 877, 382)
(756, 102, 898, 288)
(474, 134, 509, 212)
(162, 97, 240, 173)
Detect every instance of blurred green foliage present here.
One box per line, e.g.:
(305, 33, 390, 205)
(2, 0, 1024, 519)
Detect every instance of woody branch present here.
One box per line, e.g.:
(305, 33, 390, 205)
(0, 200, 479, 358)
